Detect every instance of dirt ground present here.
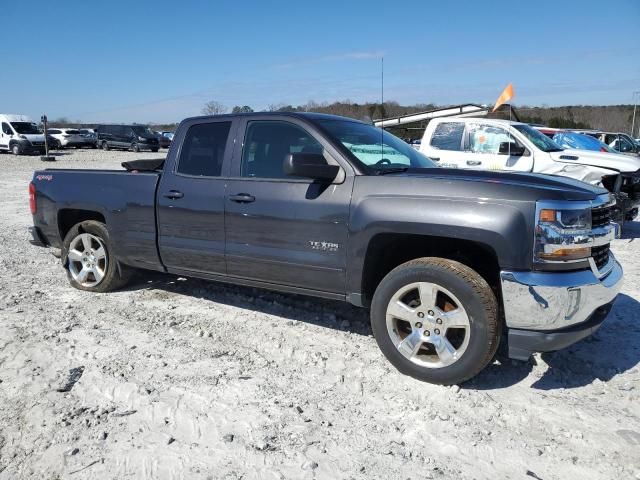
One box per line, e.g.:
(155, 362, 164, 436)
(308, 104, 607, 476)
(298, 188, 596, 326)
(0, 148, 639, 480)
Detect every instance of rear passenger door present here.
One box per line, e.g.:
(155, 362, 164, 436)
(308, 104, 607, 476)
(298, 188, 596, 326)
(422, 121, 466, 168)
(156, 118, 236, 274)
(224, 117, 353, 294)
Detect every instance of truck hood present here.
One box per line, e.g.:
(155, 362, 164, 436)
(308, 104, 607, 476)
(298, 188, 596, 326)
(375, 167, 606, 203)
(550, 149, 640, 173)
(21, 133, 46, 142)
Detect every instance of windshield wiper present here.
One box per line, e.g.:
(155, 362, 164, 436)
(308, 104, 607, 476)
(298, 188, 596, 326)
(374, 167, 410, 175)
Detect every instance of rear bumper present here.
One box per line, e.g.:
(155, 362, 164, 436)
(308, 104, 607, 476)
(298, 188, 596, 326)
(29, 226, 48, 246)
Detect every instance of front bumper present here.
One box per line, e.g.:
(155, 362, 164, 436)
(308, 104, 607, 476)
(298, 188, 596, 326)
(507, 301, 613, 360)
(500, 255, 622, 358)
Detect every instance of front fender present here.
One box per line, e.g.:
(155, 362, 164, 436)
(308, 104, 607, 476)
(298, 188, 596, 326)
(346, 194, 533, 295)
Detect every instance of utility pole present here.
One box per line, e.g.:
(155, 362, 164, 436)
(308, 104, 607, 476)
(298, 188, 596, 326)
(632, 91, 640, 139)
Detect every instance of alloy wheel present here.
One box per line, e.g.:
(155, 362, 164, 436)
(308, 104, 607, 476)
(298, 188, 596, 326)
(386, 281, 471, 368)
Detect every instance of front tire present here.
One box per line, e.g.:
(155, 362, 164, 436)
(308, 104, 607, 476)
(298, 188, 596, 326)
(131, 143, 140, 152)
(11, 144, 20, 155)
(102, 141, 109, 151)
(371, 257, 500, 385)
(62, 221, 131, 292)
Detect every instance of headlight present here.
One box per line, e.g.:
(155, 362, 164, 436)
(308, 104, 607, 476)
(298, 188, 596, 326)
(534, 201, 592, 264)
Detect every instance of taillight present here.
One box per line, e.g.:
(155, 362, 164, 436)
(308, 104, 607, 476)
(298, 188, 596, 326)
(600, 147, 607, 152)
(29, 182, 36, 214)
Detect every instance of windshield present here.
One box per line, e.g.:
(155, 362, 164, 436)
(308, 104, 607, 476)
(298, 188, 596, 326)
(12, 122, 41, 134)
(317, 119, 437, 172)
(132, 126, 154, 137)
(514, 124, 563, 152)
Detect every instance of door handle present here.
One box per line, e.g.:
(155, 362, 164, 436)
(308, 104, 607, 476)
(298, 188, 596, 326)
(163, 190, 184, 199)
(466, 160, 482, 166)
(229, 193, 255, 203)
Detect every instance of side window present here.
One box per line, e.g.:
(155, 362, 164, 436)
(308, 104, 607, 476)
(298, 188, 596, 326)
(241, 121, 323, 179)
(467, 124, 520, 154)
(2, 123, 12, 135)
(177, 122, 231, 177)
(430, 122, 464, 151)
(618, 136, 634, 152)
(49, 129, 61, 134)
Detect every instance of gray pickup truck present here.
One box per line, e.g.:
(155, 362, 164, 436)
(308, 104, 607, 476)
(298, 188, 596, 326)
(29, 112, 623, 385)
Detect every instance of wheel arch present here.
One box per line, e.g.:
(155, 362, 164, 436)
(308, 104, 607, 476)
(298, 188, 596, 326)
(359, 233, 501, 308)
(57, 209, 106, 243)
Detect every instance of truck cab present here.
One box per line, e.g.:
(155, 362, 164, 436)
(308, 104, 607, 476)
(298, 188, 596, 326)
(0, 114, 47, 155)
(420, 117, 640, 221)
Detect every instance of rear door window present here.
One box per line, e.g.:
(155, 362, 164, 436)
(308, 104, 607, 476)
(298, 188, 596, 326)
(177, 122, 232, 177)
(430, 122, 464, 151)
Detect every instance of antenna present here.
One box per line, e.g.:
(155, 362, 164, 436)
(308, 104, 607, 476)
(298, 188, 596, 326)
(381, 56, 384, 159)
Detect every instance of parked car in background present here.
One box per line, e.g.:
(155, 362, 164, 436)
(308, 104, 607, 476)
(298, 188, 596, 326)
(96, 124, 159, 152)
(586, 131, 640, 156)
(161, 131, 174, 141)
(420, 117, 640, 222)
(0, 114, 47, 155)
(48, 128, 93, 149)
(551, 131, 617, 153)
(78, 128, 97, 147)
(30, 112, 623, 385)
(153, 131, 171, 149)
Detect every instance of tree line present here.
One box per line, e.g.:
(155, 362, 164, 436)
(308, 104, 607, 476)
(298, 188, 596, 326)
(44, 101, 638, 136)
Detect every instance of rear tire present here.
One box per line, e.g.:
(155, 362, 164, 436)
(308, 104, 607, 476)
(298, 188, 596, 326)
(62, 220, 131, 293)
(370, 257, 500, 385)
(151, 148, 159, 152)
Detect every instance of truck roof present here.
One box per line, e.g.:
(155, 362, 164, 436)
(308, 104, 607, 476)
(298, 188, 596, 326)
(430, 117, 525, 127)
(181, 111, 369, 125)
(0, 114, 34, 123)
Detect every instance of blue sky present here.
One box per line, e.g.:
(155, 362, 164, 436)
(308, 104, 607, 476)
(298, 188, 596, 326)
(2, 0, 639, 123)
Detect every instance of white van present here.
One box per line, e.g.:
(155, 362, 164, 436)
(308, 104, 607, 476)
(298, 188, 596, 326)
(0, 114, 47, 155)
(420, 117, 640, 221)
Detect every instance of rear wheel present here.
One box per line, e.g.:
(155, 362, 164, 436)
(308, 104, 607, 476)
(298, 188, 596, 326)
(151, 148, 159, 152)
(62, 221, 131, 292)
(371, 257, 500, 385)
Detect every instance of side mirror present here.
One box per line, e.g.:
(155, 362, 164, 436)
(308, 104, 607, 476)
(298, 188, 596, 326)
(283, 153, 339, 181)
(498, 142, 525, 156)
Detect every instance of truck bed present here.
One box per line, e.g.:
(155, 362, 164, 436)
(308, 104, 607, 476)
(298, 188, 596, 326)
(31, 168, 164, 271)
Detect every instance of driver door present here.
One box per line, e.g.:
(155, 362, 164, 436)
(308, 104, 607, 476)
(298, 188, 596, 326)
(224, 117, 353, 293)
(463, 123, 533, 171)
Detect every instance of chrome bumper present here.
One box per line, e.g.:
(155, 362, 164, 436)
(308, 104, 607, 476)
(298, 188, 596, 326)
(500, 254, 623, 330)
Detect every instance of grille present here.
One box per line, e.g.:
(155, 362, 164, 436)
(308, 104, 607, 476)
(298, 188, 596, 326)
(591, 244, 610, 270)
(592, 205, 612, 229)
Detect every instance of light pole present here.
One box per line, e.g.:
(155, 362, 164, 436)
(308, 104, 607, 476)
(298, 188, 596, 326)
(632, 91, 640, 139)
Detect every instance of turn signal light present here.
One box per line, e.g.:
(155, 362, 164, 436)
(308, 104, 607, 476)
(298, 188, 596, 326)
(539, 209, 556, 222)
(539, 247, 591, 261)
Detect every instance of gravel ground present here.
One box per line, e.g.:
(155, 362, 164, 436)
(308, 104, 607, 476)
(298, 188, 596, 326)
(0, 148, 639, 480)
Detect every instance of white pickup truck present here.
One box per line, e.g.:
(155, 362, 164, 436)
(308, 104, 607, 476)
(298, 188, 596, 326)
(420, 117, 640, 222)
